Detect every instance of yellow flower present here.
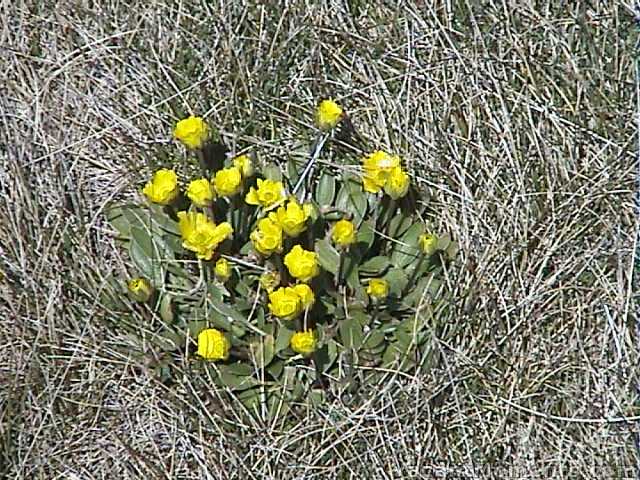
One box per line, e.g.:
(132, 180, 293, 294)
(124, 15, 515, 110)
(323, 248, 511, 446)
(127, 277, 153, 302)
(233, 154, 253, 178)
(384, 166, 410, 199)
(142, 169, 179, 205)
(174, 116, 209, 150)
(186, 178, 214, 207)
(292, 283, 315, 309)
(177, 211, 233, 260)
(284, 245, 319, 283)
(268, 287, 303, 320)
(259, 271, 281, 293)
(361, 151, 401, 194)
(315, 99, 343, 131)
(269, 198, 313, 237)
(213, 166, 242, 197)
(197, 328, 230, 361)
(366, 278, 389, 301)
(419, 233, 438, 256)
(214, 258, 231, 282)
(290, 330, 316, 356)
(331, 219, 357, 247)
(250, 217, 283, 256)
(245, 179, 286, 209)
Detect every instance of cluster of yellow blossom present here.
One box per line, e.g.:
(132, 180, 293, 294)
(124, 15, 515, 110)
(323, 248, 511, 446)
(136, 104, 430, 367)
(361, 150, 410, 199)
(249, 198, 313, 256)
(177, 211, 233, 261)
(250, 217, 283, 256)
(142, 169, 179, 205)
(245, 179, 285, 209)
(268, 283, 315, 320)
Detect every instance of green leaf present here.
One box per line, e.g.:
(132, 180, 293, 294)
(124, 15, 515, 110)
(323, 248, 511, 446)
(275, 326, 294, 353)
(314, 340, 339, 373)
(383, 268, 409, 297)
(250, 335, 275, 369)
(315, 239, 340, 275)
(339, 317, 364, 350)
(263, 164, 283, 182)
(390, 223, 424, 268)
(362, 328, 385, 350)
(359, 256, 392, 275)
(316, 171, 336, 206)
(356, 221, 375, 249)
(187, 321, 208, 338)
(217, 365, 258, 391)
(388, 214, 413, 238)
(152, 330, 182, 352)
(286, 157, 300, 186)
(336, 177, 368, 222)
(159, 294, 175, 324)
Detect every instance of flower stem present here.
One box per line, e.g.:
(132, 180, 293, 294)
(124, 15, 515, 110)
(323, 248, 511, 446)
(293, 132, 329, 200)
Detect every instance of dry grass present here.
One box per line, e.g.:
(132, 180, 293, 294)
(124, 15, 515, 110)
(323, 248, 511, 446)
(2, 1, 639, 478)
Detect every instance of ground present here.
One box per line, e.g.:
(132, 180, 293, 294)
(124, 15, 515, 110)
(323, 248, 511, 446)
(1, 1, 639, 478)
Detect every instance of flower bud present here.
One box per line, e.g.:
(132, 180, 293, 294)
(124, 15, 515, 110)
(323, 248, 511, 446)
(127, 277, 153, 302)
(186, 178, 214, 207)
(284, 245, 320, 283)
(331, 219, 357, 247)
(197, 328, 230, 361)
(290, 330, 316, 356)
(315, 99, 343, 131)
(418, 233, 438, 256)
(174, 116, 209, 150)
(233, 154, 253, 178)
(366, 278, 389, 301)
(214, 258, 231, 282)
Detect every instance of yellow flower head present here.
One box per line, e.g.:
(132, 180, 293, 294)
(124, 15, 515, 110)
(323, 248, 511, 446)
(419, 233, 438, 256)
(361, 151, 401, 194)
(292, 283, 315, 309)
(142, 169, 179, 205)
(284, 245, 320, 283)
(213, 166, 242, 197)
(315, 99, 343, 131)
(250, 217, 283, 256)
(331, 219, 357, 247)
(174, 116, 209, 150)
(127, 277, 153, 302)
(245, 178, 286, 209)
(197, 328, 230, 361)
(233, 154, 253, 178)
(384, 166, 410, 199)
(269, 198, 313, 238)
(259, 271, 281, 293)
(214, 258, 232, 282)
(186, 178, 214, 207)
(290, 330, 316, 356)
(177, 211, 233, 260)
(268, 286, 303, 320)
(366, 278, 389, 301)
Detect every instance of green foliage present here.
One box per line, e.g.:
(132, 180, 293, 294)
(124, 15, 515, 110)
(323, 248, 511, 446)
(107, 106, 458, 417)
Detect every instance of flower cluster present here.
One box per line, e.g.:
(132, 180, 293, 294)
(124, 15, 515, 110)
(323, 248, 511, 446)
(361, 150, 410, 199)
(115, 99, 455, 404)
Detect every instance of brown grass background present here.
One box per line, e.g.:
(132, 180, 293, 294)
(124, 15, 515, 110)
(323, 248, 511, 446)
(2, 1, 639, 478)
